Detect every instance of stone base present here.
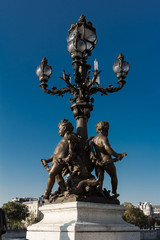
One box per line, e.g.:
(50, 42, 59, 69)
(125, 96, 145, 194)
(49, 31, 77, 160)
(26, 201, 140, 240)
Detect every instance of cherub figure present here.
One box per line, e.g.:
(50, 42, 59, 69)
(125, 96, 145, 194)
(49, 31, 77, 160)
(90, 121, 127, 197)
(41, 119, 80, 199)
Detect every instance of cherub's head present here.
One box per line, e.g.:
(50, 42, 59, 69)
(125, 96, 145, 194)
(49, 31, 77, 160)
(58, 119, 74, 137)
(96, 121, 109, 136)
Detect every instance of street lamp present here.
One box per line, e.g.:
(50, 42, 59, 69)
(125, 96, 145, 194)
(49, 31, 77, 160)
(67, 14, 97, 60)
(36, 15, 129, 139)
(113, 52, 130, 80)
(36, 57, 52, 88)
(36, 14, 130, 184)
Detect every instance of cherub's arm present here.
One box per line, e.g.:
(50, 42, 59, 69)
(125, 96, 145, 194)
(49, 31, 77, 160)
(65, 132, 81, 144)
(103, 138, 122, 159)
(41, 154, 54, 172)
(45, 153, 54, 163)
(41, 153, 54, 171)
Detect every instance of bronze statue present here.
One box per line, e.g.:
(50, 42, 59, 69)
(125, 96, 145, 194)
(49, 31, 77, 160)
(90, 121, 127, 197)
(41, 119, 100, 201)
(36, 15, 130, 204)
(41, 119, 127, 203)
(41, 119, 81, 199)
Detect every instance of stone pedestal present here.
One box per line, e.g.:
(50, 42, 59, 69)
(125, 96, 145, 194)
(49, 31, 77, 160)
(27, 201, 140, 240)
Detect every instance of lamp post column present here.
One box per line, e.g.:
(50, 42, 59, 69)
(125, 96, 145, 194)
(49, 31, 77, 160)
(71, 102, 93, 141)
(76, 116, 88, 140)
(71, 101, 93, 171)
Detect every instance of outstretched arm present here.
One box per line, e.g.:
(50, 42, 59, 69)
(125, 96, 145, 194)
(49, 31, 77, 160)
(41, 154, 54, 163)
(41, 154, 54, 172)
(103, 138, 122, 159)
(45, 154, 54, 163)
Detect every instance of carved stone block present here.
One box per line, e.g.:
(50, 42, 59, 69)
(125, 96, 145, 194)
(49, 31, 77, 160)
(27, 202, 140, 240)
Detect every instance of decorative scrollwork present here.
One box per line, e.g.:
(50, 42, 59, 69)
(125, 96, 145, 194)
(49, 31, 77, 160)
(38, 62, 126, 106)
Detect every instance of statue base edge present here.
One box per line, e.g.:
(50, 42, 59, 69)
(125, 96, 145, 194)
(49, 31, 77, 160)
(26, 201, 140, 240)
(48, 192, 120, 205)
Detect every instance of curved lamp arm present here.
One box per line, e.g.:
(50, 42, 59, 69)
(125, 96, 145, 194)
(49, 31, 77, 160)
(89, 52, 129, 96)
(89, 79, 126, 96)
(36, 58, 77, 97)
(40, 83, 71, 97)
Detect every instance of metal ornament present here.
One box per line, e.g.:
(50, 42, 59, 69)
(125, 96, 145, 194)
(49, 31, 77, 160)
(36, 15, 129, 204)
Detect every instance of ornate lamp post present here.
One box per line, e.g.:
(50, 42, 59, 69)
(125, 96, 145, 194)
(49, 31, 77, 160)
(36, 14, 129, 140)
(26, 15, 141, 240)
(36, 14, 130, 201)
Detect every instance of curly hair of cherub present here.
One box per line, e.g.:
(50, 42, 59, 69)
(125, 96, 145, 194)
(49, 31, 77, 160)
(58, 119, 74, 132)
(96, 121, 109, 133)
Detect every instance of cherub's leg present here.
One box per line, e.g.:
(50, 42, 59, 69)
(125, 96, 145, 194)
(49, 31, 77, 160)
(56, 174, 66, 192)
(66, 170, 79, 190)
(43, 163, 63, 198)
(95, 166, 104, 192)
(105, 163, 118, 195)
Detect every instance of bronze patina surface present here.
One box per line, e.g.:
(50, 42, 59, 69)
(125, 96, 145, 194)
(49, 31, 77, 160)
(36, 15, 130, 204)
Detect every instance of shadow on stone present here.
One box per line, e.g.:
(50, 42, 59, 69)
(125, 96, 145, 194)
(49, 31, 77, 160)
(60, 220, 75, 240)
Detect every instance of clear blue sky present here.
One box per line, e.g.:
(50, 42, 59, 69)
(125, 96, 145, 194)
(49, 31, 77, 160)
(0, 0, 160, 207)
